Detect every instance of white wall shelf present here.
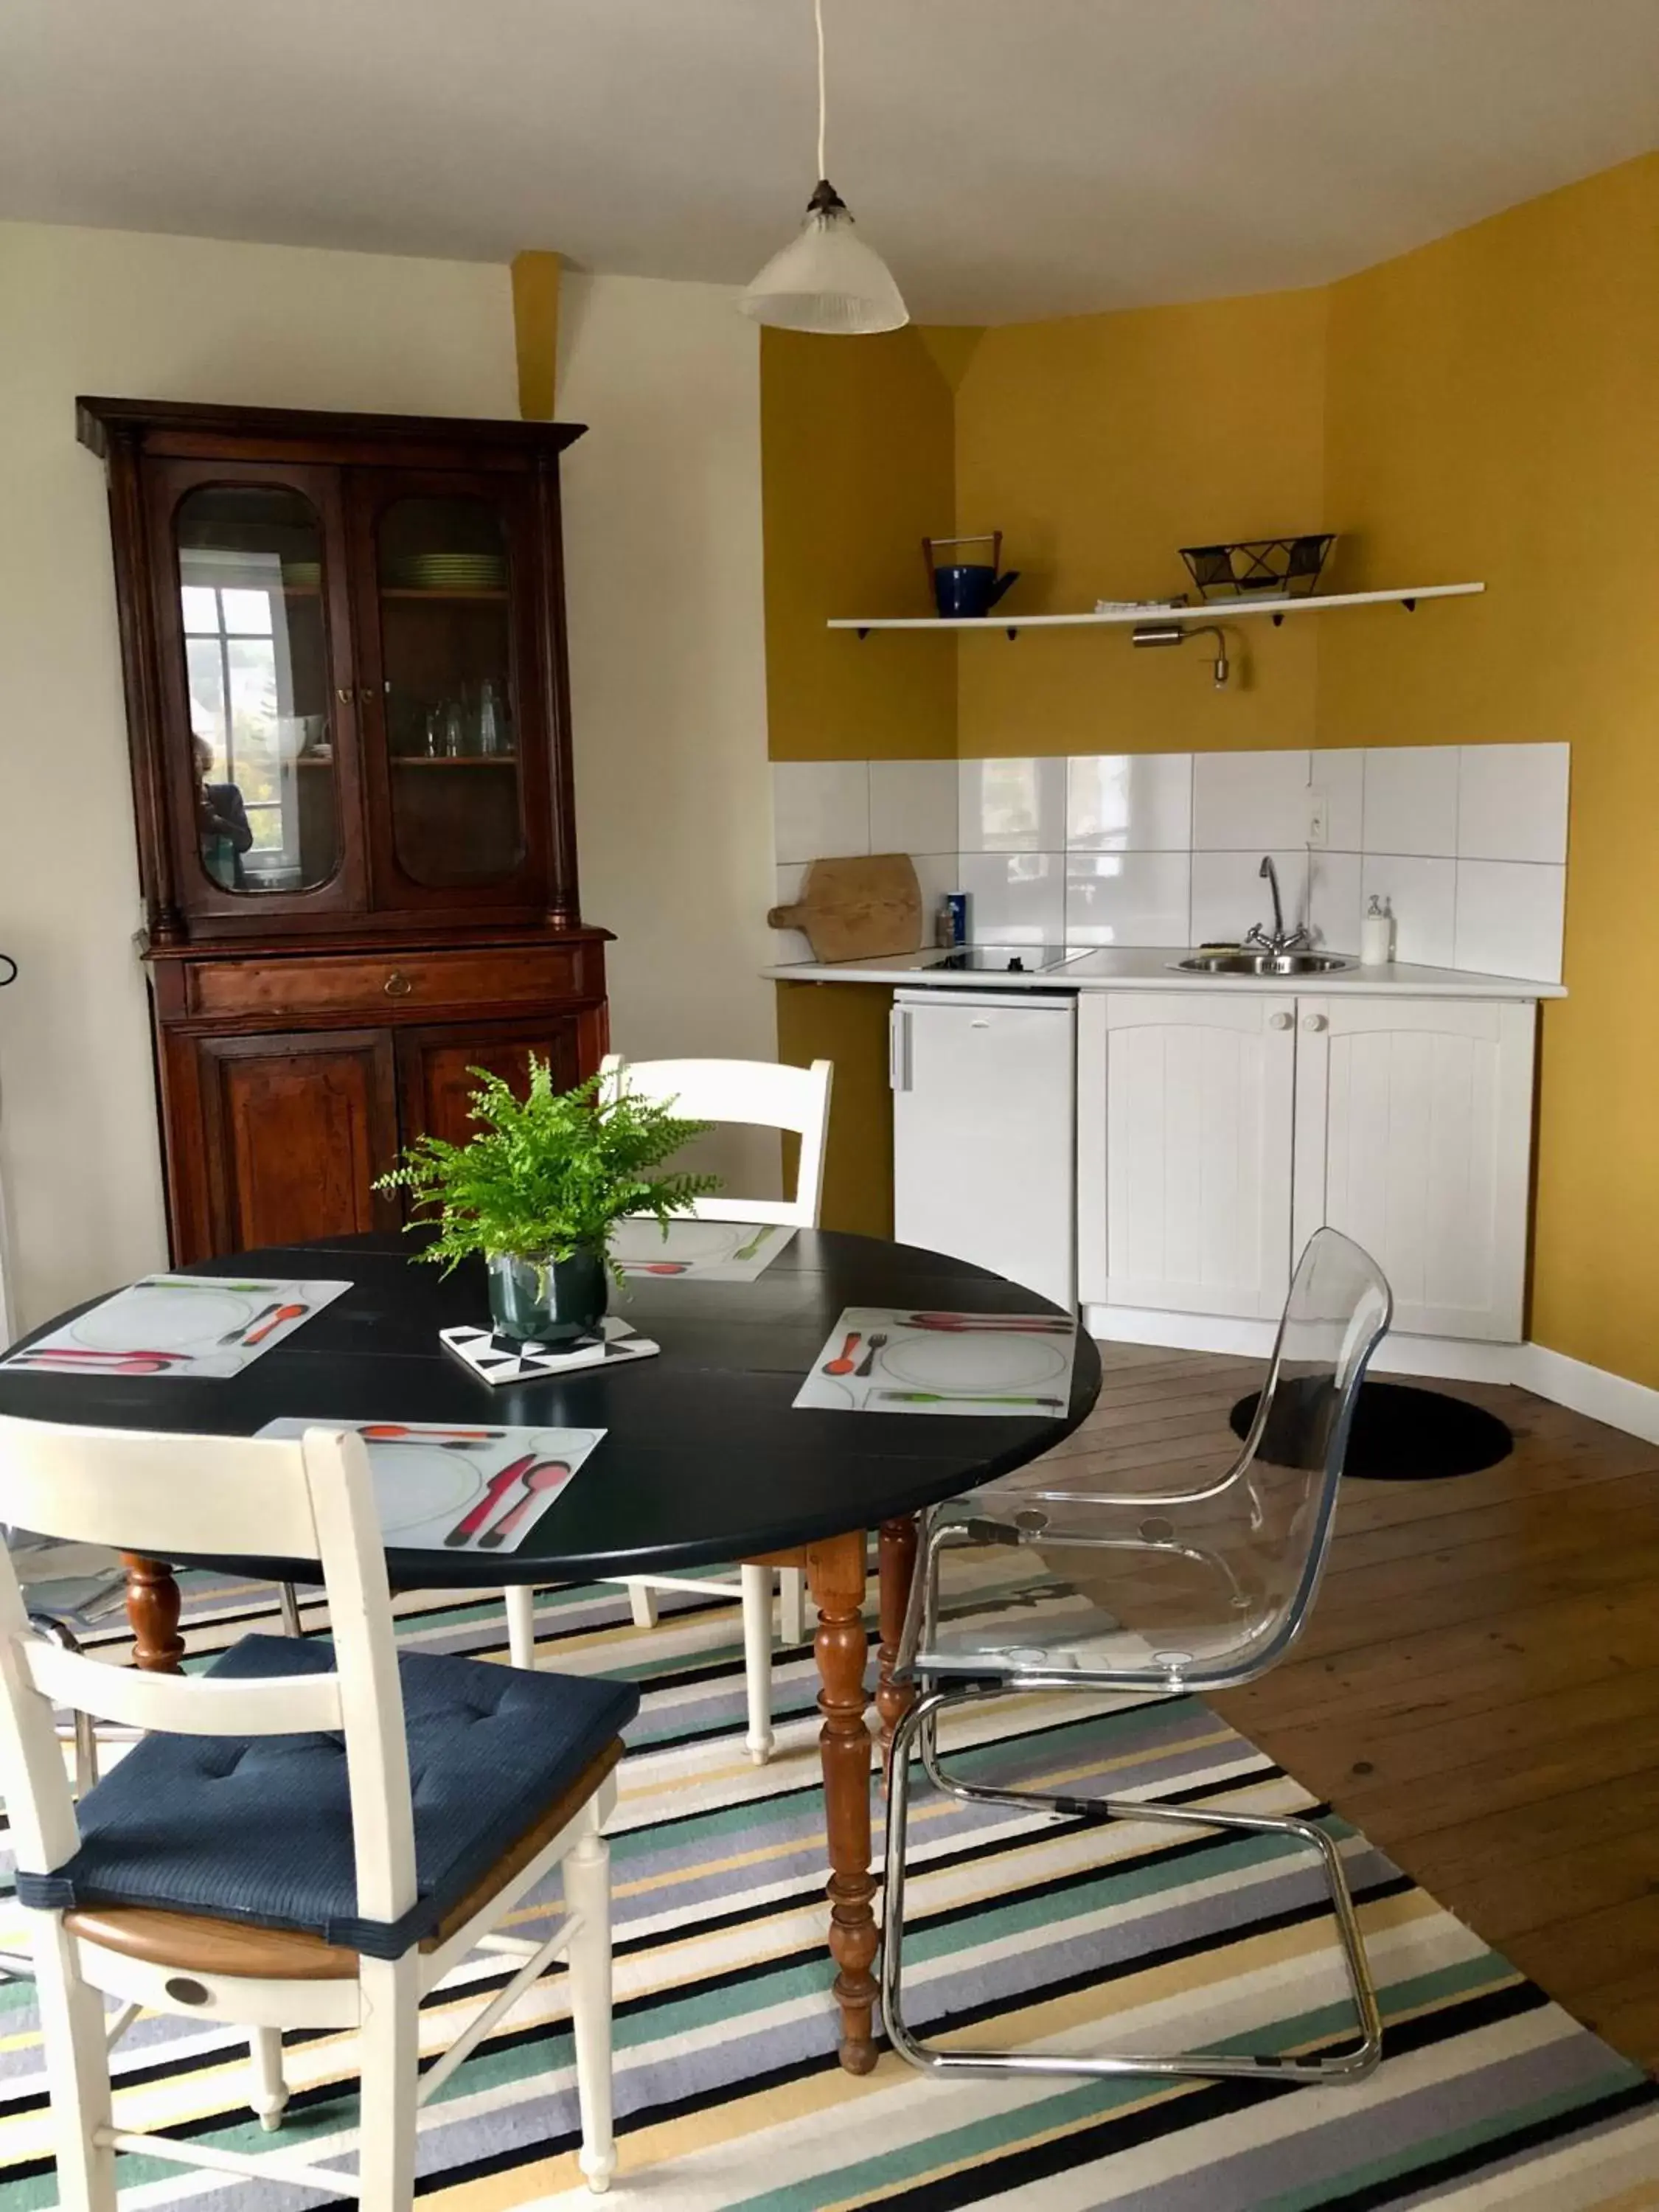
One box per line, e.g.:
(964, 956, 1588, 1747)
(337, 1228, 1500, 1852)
(830, 581, 1484, 639)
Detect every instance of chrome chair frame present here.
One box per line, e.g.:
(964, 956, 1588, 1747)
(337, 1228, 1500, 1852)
(881, 1228, 1391, 2087)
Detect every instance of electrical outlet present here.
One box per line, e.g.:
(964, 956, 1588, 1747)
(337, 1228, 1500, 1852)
(1307, 786, 1329, 848)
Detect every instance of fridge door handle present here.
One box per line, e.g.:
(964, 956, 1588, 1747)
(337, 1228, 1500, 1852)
(888, 1006, 911, 1092)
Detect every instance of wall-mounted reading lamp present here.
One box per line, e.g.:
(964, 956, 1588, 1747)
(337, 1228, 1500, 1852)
(1132, 621, 1230, 689)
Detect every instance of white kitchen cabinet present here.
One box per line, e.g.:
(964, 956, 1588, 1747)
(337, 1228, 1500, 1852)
(1292, 995, 1534, 1340)
(1077, 992, 1297, 1319)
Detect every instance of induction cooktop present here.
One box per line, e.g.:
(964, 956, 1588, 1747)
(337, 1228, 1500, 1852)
(931, 944, 1079, 974)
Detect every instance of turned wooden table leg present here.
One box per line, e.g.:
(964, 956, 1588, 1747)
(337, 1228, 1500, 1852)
(876, 1513, 919, 1769)
(807, 1527, 878, 2075)
(122, 1555, 185, 1674)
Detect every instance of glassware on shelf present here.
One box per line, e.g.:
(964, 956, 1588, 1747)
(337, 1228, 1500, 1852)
(476, 678, 506, 757)
(442, 700, 466, 759)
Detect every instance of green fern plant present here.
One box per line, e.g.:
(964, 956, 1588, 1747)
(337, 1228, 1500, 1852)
(375, 1059, 718, 1284)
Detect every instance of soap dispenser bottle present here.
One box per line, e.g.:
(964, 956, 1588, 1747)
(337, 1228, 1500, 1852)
(1360, 894, 1394, 967)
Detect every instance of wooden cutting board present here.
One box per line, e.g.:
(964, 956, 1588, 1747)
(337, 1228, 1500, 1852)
(768, 853, 924, 962)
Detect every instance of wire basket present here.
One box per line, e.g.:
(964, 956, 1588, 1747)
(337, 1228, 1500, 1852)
(1180, 534, 1336, 602)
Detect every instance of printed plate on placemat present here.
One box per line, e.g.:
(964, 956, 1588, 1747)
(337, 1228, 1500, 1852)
(793, 1305, 1077, 1418)
(257, 1419, 604, 1553)
(440, 1314, 659, 1386)
(1, 1276, 351, 1381)
(610, 1218, 796, 1281)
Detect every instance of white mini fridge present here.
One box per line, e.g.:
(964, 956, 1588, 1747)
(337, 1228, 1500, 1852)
(890, 990, 1077, 1309)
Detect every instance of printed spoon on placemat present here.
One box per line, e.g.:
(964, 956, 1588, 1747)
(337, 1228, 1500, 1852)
(443, 1454, 536, 1547)
(901, 1314, 1071, 1334)
(479, 1461, 572, 1550)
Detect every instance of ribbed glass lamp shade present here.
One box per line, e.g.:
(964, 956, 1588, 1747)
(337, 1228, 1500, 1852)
(740, 179, 908, 335)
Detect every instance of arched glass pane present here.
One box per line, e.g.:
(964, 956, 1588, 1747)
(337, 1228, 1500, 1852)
(378, 495, 526, 888)
(175, 486, 340, 894)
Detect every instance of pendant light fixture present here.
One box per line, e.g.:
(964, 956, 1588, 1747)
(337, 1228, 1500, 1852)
(739, 0, 908, 335)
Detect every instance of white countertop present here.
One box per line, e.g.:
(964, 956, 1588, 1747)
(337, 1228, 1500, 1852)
(765, 945, 1565, 1000)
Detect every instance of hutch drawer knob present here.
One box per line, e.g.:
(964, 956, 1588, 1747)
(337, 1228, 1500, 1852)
(1302, 1012, 1329, 1032)
(1268, 1012, 1293, 1030)
(383, 971, 413, 998)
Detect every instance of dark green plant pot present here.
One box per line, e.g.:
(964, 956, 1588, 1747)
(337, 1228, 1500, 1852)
(487, 1248, 608, 1346)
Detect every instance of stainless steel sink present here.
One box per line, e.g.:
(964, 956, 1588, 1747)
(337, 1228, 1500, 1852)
(1172, 951, 1357, 976)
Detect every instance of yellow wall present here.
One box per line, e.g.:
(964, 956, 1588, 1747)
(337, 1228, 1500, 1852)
(953, 288, 1328, 757)
(1319, 153, 1659, 1386)
(760, 325, 957, 762)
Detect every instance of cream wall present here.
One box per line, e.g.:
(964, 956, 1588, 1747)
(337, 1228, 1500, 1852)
(0, 221, 514, 1332)
(556, 273, 778, 1193)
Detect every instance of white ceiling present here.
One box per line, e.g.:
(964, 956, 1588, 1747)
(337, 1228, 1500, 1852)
(4, 0, 1658, 324)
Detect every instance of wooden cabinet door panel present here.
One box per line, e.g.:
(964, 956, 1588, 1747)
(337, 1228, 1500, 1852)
(1292, 996, 1534, 1341)
(199, 1030, 400, 1253)
(394, 1016, 590, 1152)
(1080, 991, 1295, 1319)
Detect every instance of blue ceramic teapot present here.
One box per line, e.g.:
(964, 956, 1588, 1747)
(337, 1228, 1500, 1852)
(922, 532, 1021, 619)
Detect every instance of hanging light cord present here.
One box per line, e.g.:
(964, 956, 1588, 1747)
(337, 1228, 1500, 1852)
(815, 0, 828, 181)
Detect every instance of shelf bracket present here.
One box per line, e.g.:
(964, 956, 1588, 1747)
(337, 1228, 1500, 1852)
(1402, 597, 1417, 613)
(856, 626, 871, 641)
(1006, 626, 1018, 641)
(1271, 612, 1284, 627)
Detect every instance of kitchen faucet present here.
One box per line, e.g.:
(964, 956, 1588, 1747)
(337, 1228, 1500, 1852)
(1243, 856, 1310, 955)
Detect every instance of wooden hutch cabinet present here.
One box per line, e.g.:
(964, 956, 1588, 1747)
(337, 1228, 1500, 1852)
(78, 397, 609, 1262)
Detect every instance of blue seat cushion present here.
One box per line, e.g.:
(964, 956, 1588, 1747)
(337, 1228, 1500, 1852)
(16, 1636, 639, 1960)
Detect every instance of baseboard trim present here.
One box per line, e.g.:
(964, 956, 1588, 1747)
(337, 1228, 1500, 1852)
(1082, 1304, 1659, 1446)
(1083, 1304, 1528, 1385)
(1522, 1343, 1659, 1447)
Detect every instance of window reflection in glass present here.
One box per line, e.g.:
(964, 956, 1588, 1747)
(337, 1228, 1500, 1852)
(175, 487, 338, 894)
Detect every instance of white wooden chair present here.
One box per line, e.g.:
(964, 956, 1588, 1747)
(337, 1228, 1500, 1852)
(0, 1413, 631, 2205)
(503, 1054, 832, 1764)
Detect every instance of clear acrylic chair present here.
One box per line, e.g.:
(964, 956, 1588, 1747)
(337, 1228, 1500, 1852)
(882, 1226, 1393, 2086)
(504, 1054, 833, 1764)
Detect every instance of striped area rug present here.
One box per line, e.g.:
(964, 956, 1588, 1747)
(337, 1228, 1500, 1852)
(1, 1565, 1655, 2210)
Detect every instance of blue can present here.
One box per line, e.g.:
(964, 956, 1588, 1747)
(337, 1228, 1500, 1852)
(945, 892, 967, 947)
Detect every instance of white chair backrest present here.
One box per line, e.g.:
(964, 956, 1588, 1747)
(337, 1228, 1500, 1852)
(600, 1054, 833, 1228)
(0, 1416, 414, 1924)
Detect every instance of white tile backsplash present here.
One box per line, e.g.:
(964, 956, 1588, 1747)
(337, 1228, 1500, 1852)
(1454, 860, 1565, 983)
(771, 745, 1569, 980)
(1065, 852, 1192, 947)
(957, 851, 1065, 944)
(958, 756, 1067, 852)
(1361, 747, 1459, 858)
(1362, 854, 1458, 968)
(1192, 749, 1311, 851)
(869, 759, 957, 856)
(1066, 754, 1192, 852)
(1307, 850, 1363, 953)
(1457, 742, 1570, 863)
(1312, 750, 1364, 852)
(771, 761, 869, 864)
(1190, 850, 1310, 948)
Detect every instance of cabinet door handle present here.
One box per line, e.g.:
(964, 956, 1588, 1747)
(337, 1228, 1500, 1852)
(1302, 1012, 1328, 1032)
(358, 686, 379, 706)
(888, 1008, 911, 1092)
(383, 971, 413, 998)
(335, 686, 353, 704)
(1268, 1012, 1293, 1030)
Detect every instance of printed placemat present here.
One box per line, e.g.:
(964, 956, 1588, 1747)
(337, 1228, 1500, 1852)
(2, 1276, 351, 1382)
(611, 1217, 796, 1281)
(793, 1305, 1077, 1418)
(256, 1419, 604, 1554)
(440, 1314, 659, 1387)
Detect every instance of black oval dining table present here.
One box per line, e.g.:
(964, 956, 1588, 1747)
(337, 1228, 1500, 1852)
(0, 1227, 1101, 2073)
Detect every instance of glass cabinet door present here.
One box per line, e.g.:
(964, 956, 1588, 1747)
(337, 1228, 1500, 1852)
(373, 493, 526, 888)
(174, 484, 344, 897)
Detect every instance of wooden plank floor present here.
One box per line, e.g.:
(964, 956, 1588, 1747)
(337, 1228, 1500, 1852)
(1024, 1339, 1659, 2073)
